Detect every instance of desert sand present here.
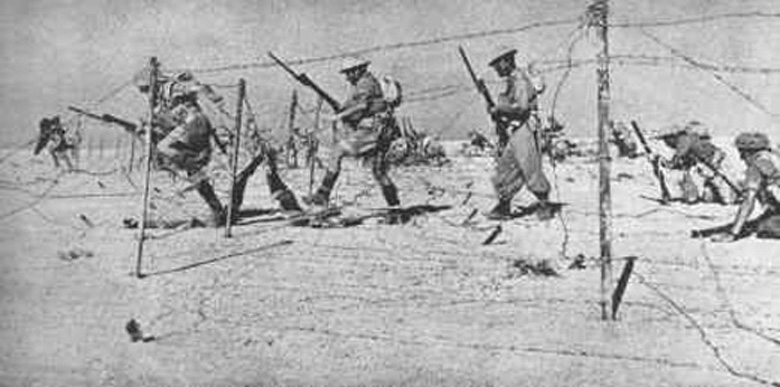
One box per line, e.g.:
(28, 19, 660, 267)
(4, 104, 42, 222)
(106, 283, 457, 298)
(0, 140, 778, 386)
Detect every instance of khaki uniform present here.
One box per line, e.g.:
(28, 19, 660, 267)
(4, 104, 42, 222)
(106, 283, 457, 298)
(328, 71, 398, 186)
(156, 106, 213, 175)
(664, 132, 737, 204)
(491, 69, 550, 201)
(744, 149, 780, 237)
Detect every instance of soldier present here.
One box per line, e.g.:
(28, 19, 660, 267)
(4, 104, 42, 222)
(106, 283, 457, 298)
(485, 47, 554, 220)
(134, 65, 301, 226)
(305, 57, 402, 209)
(712, 132, 780, 241)
(34, 115, 79, 171)
(654, 121, 737, 205)
(610, 120, 639, 158)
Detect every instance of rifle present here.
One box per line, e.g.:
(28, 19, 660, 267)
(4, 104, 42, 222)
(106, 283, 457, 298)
(68, 106, 138, 133)
(631, 121, 672, 203)
(267, 52, 342, 112)
(692, 153, 743, 197)
(458, 46, 508, 148)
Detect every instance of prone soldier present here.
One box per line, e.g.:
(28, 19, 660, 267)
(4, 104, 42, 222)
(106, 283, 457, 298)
(653, 121, 738, 205)
(712, 132, 780, 241)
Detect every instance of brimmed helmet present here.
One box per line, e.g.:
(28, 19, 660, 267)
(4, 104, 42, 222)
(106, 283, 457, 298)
(488, 47, 518, 67)
(339, 57, 370, 73)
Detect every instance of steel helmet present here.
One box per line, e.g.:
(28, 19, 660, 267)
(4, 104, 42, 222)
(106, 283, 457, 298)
(339, 57, 370, 73)
(652, 124, 686, 139)
(488, 46, 518, 67)
(734, 132, 770, 151)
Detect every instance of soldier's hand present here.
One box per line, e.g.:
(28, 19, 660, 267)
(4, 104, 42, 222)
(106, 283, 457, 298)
(710, 232, 736, 243)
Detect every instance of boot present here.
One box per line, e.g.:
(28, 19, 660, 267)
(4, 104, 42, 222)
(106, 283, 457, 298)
(274, 189, 303, 212)
(535, 192, 555, 221)
(197, 181, 226, 227)
(486, 198, 512, 220)
(266, 170, 302, 212)
(381, 183, 400, 207)
(303, 171, 339, 206)
(381, 184, 408, 224)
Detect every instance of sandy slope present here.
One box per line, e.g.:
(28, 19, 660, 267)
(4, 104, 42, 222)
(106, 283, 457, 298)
(0, 143, 778, 387)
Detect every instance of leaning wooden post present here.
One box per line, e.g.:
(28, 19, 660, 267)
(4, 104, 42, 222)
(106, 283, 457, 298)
(595, 0, 614, 320)
(135, 56, 159, 279)
(225, 79, 246, 238)
(128, 131, 136, 172)
(287, 90, 298, 168)
(309, 97, 324, 197)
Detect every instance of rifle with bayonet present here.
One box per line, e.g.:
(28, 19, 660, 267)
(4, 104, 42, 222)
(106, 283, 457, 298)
(267, 52, 342, 113)
(631, 120, 672, 203)
(458, 46, 508, 149)
(68, 106, 138, 133)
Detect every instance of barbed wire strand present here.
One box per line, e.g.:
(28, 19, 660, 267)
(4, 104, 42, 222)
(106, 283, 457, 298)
(612, 11, 780, 28)
(637, 28, 778, 119)
(181, 18, 580, 74)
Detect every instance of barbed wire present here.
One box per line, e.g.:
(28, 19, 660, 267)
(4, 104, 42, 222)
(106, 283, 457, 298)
(637, 28, 778, 118)
(612, 11, 780, 28)
(179, 18, 580, 74)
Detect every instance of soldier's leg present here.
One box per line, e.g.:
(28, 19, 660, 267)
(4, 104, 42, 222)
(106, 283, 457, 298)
(371, 154, 399, 207)
(488, 140, 525, 219)
(195, 179, 225, 227)
(304, 145, 345, 206)
(680, 170, 699, 204)
(230, 152, 266, 212)
(265, 154, 302, 212)
(516, 127, 554, 220)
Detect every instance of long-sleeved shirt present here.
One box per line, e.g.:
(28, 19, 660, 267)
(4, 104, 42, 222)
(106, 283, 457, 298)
(493, 69, 540, 123)
(667, 132, 723, 169)
(341, 71, 387, 125)
(745, 149, 780, 192)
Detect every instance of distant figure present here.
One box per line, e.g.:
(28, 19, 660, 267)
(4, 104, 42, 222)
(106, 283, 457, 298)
(712, 132, 780, 241)
(468, 130, 492, 151)
(305, 57, 403, 209)
(34, 115, 80, 171)
(654, 121, 737, 205)
(609, 121, 639, 158)
(484, 47, 554, 220)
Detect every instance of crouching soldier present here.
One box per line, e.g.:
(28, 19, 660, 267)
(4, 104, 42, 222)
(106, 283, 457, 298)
(654, 121, 738, 205)
(712, 132, 780, 241)
(305, 57, 402, 209)
(134, 64, 301, 227)
(484, 47, 554, 220)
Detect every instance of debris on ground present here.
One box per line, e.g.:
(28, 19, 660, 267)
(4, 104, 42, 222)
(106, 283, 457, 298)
(509, 258, 560, 277)
(57, 247, 94, 261)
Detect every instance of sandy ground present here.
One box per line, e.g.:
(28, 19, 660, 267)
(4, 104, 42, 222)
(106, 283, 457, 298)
(0, 141, 779, 387)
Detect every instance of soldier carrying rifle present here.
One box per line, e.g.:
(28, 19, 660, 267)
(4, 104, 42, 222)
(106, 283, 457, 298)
(462, 46, 553, 220)
(269, 53, 404, 212)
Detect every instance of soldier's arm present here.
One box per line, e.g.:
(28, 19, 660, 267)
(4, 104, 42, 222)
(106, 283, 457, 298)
(729, 188, 758, 237)
(337, 78, 374, 121)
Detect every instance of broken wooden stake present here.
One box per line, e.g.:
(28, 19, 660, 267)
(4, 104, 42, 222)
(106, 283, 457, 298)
(611, 255, 637, 319)
(482, 224, 502, 245)
(462, 208, 478, 225)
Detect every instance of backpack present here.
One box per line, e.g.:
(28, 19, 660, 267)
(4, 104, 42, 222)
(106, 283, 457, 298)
(379, 75, 403, 109)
